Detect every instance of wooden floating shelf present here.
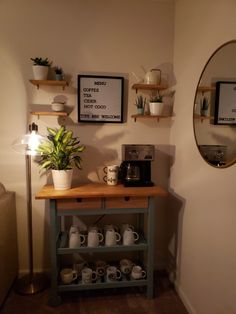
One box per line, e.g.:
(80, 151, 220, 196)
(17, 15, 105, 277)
(29, 79, 68, 90)
(131, 114, 171, 122)
(30, 110, 68, 117)
(132, 83, 168, 93)
(194, 114, 213, 122)
(197, 86, 215, 93)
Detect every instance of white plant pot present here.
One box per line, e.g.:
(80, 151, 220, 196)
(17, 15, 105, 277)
(149, 102, 164, 116)
(52, 169, 73, 190)
(32, 65, 49, 80)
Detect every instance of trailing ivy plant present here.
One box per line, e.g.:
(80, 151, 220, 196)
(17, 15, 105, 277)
(36, 126, 85, 170)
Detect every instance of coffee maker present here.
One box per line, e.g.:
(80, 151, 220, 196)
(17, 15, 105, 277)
(119, 144, 155, 187)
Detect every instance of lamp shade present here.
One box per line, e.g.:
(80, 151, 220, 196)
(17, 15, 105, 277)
(12, 123, 45, 156)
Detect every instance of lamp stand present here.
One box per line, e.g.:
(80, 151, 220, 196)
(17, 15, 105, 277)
(15, 154, 48, 295)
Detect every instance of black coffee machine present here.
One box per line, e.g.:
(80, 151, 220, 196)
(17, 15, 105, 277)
(119, 144, 155, 187)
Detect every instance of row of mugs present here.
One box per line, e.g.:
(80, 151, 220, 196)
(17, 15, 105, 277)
(70, 223, 135, 236)
(60, 259, 146, 285)
(69, 224, 139, 248)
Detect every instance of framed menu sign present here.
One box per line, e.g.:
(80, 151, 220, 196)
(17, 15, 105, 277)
(78, 75, 124, 123)
(214, 81, 236, 125)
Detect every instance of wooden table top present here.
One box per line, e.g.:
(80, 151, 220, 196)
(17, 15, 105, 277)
(35, 183, 168, 200)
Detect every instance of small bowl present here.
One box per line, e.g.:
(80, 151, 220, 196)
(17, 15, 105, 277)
(52, 102, 64, 112)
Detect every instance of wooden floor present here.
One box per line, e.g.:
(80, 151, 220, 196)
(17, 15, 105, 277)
(1, 271, 188, 314)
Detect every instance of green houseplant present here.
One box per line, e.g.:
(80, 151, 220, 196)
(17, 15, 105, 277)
(200, 96, 209, 116)
(36, 126, 85, 190)
(30, 57, 52, 80)
(54, 66, 63, 81)
(149, 91, 164, 116)
(134, 95, 146, 114)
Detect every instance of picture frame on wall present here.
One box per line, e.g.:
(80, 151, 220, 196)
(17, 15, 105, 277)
(78, 75, 124, 123)
(214, 81, 236, 125)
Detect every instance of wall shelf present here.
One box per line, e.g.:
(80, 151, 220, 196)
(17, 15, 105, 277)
(194, 114, 213, 122)
(132, 83, 168, 93)
(30, 110, 68, 117)
(197, 86, 215, 93)
(29, 79, 68, 90)
(30, 105, 68, 118)
(131, 114, 171, 122)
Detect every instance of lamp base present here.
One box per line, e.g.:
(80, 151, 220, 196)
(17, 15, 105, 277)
(14, 273, 48, 295)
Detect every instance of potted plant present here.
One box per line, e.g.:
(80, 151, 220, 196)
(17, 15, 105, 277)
(30, 57, 52, 80)
(149, 91, 164, 116)
(200, 96, 209, 116)
(54, 66, 63, 81)
(134, 95, 146, 114)
(36, 126, 85, 190)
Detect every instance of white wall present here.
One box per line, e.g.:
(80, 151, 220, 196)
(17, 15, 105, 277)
(0, 0, 174, 273)
(172, 1, 236, 313)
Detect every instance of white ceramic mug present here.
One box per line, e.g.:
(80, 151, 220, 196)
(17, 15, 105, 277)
(95, 260, 109, 277)
(104, 224, 119, 233)
(105, 229, 121, 246)
(81, 267, 97, 284)
(60, 268, 77, 284)
(69, 225, 80, 236)
(88, 225, 103, 233)
(106, 266, 122, 282)
(69, 232, 86, 248)
(103, 165, 119, 186)
(120, 223, 135, 235)
(122, 228, 139, 245)
(119, 259, 134, 275)
(87, 230, 104, 247)
(131, 265, 146, 280)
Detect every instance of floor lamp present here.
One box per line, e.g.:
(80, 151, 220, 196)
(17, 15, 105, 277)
(12, 122, 48, 295)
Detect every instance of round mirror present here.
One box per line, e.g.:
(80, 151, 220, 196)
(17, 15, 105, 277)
(193, 40, 236, 168)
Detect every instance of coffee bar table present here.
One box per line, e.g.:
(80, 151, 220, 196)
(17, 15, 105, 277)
(35, 182, 168, 306)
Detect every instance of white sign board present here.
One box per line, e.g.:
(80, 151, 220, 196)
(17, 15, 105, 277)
(78, 75, 124, 123)
(215, 81, 236, 125)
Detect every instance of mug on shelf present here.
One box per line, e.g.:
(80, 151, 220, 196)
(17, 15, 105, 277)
(103, 165, 119, 186)
(95, 260, 109, 277)
(69, 225, 80, 236)
(81, 267, 97, 284)
(105, 229, 121, 246)
(120, 223, 135, 235)
(87, 229, 104, 247)
(122, 228, 139, 245)
(104, 224, 119, 233)
(69, 232, 86, 248)
(119, 259, 134, 275)
(131, 265, 146, 280)
(106, 266, 122, 282)
(60, 268, 77, 284)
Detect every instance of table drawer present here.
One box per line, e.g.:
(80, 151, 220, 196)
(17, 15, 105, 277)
(57, 198, 102, 210)
(105, 197, 148, 209)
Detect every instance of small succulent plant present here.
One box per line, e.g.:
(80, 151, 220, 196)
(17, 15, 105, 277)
(54, 66, 63, 74)
(200, 97, 209, 110)
(30, 57, 52, 66)
(134, 95, 146, 108)
(150, 90, 163, 102)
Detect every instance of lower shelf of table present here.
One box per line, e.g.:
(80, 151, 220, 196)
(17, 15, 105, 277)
(58, 278, 148, 292)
